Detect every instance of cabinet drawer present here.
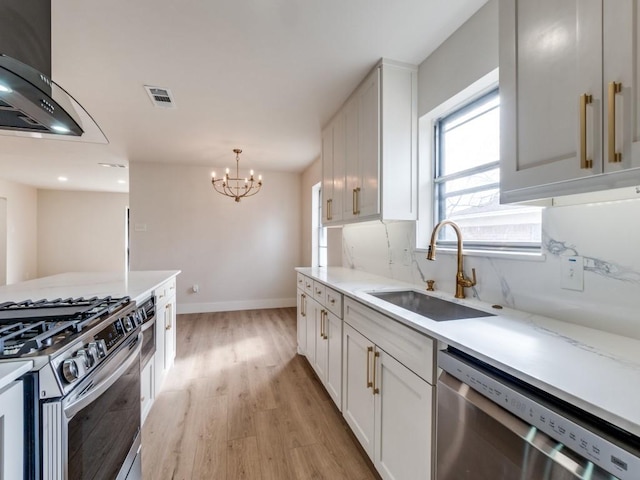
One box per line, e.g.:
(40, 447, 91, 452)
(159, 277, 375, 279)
(344, 297, 434, 384)
(155, 277, 176, 302)
(313, 281, 326, 304)
(325, 286, 343, 318)
(303, 276, 314, 294)
(296, 272, 306, 289)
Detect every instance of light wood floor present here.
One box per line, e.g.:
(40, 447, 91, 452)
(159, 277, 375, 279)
(142, 308, 379, 480)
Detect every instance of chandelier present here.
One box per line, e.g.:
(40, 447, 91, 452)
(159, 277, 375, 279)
(211, 149, 263, 202)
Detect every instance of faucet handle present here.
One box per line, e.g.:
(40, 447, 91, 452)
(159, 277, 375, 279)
(459, 268, 477, 288)
(426, 280, 435, 291)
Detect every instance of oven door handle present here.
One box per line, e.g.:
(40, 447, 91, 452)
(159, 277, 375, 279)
(141, 316, 156, 332)
(63, 333, 142, 419)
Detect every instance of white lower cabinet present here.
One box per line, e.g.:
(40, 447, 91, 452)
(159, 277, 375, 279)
(296, 274, 344, 411)
(343, 298, 435, 480)
(343, 323, 376, 454)
(141, 358, 155, 424)
(0, 380, 24, 479)
(296, 288, 307, 355)
(154, 278, 177, 393)
(374, 349, 433, 480)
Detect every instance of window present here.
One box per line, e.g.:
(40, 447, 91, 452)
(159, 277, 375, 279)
(311, 182, 327, 267)
(433, 89, 541, 250)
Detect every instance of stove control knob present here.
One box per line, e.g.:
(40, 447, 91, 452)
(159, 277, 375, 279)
(86, 344, 99, 365)
(123, 316, 133, 332)
(62, 359, 80, 383)
(76, 349, 93, 368)
(94, 340, 107, 358)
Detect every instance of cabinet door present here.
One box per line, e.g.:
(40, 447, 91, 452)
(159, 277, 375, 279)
(154, 296, 167, 392)
(344, 95, 360, 220)
(141, 358, 154, 424)
(374, 349, 433, 480)
(500, 0, 602, 200)
(603, 0, 640, 172)
(0, 380, 24, 480)
(332, 111, 346, 222)
(305, 297, 318, 365)
(163, 296, 176, 370)
(296, 290, 307, 355)
(357, 68, 380, 218)
(313, 308, 328, 382)
(324, 309, 342, 410)
(342, 323, 375, 459)
(322, 124, 335, 224)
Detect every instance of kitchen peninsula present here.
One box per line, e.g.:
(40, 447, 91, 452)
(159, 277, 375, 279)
(0, 270, 179, 480)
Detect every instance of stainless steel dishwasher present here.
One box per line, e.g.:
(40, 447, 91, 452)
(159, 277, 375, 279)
(436, 348, 640, 480)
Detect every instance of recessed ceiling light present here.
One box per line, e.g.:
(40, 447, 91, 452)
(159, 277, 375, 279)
(51, 125, 70, 133)
(57, 176, 68, 182)
(0, 84, 12, 93)
(117, 179, 126, 184)
(98, 163, 127, 168)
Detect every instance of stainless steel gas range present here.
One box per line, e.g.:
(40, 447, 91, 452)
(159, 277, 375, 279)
(0, 295, 155, 480)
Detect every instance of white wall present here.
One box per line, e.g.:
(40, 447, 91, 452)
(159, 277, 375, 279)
(342, 0, 640, 340)
(0, 178, 37, 284)
(37, 190, 129, 277)
(129, 162, 302, 313)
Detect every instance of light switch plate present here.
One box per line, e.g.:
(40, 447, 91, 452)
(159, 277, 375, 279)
(561, 256, 584, 291)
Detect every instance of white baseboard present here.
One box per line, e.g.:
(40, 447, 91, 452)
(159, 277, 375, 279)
(176, 297, 296, 315)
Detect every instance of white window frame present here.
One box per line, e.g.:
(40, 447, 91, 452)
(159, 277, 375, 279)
(416, 68, 544, 260)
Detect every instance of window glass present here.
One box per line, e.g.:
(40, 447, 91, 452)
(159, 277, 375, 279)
(435, 89, 542, 249)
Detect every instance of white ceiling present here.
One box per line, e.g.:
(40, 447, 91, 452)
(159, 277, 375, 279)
(0, 0, 487, 193)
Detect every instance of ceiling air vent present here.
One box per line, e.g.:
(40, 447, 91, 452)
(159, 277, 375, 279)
(144, 86, 176, 108)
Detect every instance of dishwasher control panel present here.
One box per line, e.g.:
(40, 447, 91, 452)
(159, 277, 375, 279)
(438, 349, 639, 480)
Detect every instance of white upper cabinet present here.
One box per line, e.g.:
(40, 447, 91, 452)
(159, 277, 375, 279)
(500, 0, 640, 203)
(322, 59, 418, 224)
(322, 112, 345, 223)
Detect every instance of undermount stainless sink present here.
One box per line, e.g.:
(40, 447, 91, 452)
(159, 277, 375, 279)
(368, 290, 495, 322)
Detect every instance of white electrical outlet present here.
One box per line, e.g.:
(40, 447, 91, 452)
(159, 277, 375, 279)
(192, 284, 199, 293)
(560, 256, 584, 291)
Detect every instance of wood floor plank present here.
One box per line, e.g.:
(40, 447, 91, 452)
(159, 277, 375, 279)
(227, 436, 262, 480)
(142, 307, 378, 480)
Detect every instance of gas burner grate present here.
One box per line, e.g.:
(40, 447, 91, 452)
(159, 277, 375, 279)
(0, 296, 130, 357)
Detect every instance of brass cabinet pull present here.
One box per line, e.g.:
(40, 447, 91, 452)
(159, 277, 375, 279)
(352, 187, 361, 215)
(372, 350, 380, 395)
(326, 198, 333, 221)
(322, 310, 328, 340)
(366, 346, 373, 388)
(608, 81, 623, 163)
(319, 309, 325, 338)
(580, 93, 593, 169)
(165, 325, 171, 331)
(300, 293, 306, 317)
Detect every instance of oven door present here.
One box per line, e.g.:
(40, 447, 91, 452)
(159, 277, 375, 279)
(436, 371, 620, 480)
(42, 332, 142, 480)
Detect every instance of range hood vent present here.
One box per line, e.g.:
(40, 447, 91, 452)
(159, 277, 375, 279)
(145, 86, 176, 109)
(0, 1, 103, 140)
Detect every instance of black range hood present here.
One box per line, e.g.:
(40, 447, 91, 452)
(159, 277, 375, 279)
(0, 1, 84, 136)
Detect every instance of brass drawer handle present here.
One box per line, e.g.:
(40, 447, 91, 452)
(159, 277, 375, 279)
(580, 93, 593, 169)
(366, 346, 373, 388)
(608, 81, 622, 163)
(372, 350, 380, 395)
(352, 187, 361, 215)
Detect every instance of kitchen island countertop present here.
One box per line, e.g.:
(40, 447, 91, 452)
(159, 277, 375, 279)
(296, 266, 640, 439)
(0, 270, 180, 305)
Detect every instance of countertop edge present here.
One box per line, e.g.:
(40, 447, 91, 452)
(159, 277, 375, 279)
(0, 360, 33, 390)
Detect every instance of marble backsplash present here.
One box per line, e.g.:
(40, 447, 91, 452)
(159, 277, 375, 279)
(341, 198, 640, 339)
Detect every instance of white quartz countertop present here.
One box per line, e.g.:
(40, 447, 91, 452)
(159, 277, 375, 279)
(0, 270, 180, 304)
(0, 360, 33, 390)
(296, 266, 640, 439)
